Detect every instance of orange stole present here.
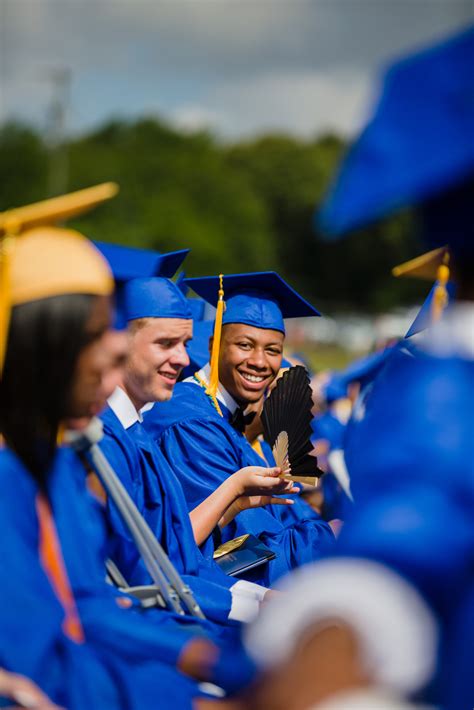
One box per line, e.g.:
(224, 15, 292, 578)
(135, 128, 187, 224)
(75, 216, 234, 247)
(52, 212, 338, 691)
(251, 438, 266, 462)
(36, 493, 85, 644)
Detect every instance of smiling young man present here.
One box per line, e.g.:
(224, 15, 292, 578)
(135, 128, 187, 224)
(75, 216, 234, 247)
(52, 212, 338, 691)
(143, 272, 335, 586)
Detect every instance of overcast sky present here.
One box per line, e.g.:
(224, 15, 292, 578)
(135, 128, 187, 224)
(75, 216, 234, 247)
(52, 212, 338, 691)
(1, 0, 473, 140)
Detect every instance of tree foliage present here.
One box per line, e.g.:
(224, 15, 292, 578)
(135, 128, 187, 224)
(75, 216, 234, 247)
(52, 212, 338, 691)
(0, 118, 426, 312)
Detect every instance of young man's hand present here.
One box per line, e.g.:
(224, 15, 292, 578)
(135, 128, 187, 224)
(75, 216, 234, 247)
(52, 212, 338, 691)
(233, 466, 297, 497)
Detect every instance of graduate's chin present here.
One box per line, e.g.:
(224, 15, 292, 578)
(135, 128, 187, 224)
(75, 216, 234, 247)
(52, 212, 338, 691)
(157, 389, 173, 402)
(64, 416, 93, 431)
(66, 399, 106, 426)
(153, 372, 179, 401)
(154, 382, 175, 402)
(235, 385, 266, 405)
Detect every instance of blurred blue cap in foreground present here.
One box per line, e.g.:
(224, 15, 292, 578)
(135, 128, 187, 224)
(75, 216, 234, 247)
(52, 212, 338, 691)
(318, 25, 474, 258)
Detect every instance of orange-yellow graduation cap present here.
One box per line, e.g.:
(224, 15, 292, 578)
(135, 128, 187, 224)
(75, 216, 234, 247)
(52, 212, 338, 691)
(391, 246, 450, 280)
(0, 182, 118, 373)
(392, 245, 452, 324)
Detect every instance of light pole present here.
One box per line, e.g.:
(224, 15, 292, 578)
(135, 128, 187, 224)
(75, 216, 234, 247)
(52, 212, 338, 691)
(45, 66, 71, 197)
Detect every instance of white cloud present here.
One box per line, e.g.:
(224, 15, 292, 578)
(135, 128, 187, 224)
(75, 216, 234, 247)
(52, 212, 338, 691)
(164, 67, 372, 139)
(1, 0, 472, 137)
(166, 104, 227, 133)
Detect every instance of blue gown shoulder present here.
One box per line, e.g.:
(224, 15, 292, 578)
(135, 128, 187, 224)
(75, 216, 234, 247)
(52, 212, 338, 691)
(144, 381, 219, 436)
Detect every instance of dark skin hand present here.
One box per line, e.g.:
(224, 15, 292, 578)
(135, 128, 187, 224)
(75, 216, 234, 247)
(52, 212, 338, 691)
(300, 487, 324, 515)
(0, 669, 62, 709)
(195, 621, 370, 710)
(178, 637, 220, 681)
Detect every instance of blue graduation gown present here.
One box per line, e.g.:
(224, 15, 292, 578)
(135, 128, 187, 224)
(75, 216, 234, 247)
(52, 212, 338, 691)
(142, 381, 335, 585)
(0, 447, 201, 710)
(336, 345, 474, 706)
(311, 411, 352, 521)
(311, 410, 345, 451)
(99, 403, 243, 628)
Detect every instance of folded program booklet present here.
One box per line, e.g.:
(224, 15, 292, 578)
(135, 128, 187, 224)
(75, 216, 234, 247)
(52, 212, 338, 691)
(213, 533, 276, 577)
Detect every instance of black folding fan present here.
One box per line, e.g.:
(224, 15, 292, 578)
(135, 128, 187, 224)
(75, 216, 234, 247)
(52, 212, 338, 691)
(261, 365, 323, 484)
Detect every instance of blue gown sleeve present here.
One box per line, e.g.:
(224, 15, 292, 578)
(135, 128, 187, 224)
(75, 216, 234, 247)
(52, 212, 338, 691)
(160, 415, 243, 509)
(157, 418, 335, 585)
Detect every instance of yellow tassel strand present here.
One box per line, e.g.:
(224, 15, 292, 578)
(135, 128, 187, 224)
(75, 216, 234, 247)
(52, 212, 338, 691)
(430, 252, 450, 324)
(206, 274, 225, 408)
(193, 370, 223, 417)
(56, 423, 66, 446)
(0, 220, 20, 376)
(0, 239, 12, 375)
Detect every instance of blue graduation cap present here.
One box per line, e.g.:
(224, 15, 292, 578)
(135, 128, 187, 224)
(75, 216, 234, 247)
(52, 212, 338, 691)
(318, 25, 474, 244)
(95, 242, 191, 326)
(122, 277, 193, 322)
(405, 281, 457, 338)
(176, 271, 206, 322)
(391, 245, 457, 336)
(419, 176, 474, 258)
(186, 298, 206, 322)
(184, 272, 321, 335)
(94, 241, 189, 280)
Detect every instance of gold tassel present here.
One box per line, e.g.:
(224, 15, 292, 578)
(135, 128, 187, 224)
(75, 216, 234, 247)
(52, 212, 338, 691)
(206, 274, 225, 405)
(0, 239, 11, 375)
(0, 221, 20, 376)
(56, 422, 66, 446)
(430, 252, 450, 324)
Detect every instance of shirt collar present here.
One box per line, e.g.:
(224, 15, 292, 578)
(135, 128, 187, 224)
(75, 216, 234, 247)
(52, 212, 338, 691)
(107, 386, 143, 429)
(189, 363, 240, 415)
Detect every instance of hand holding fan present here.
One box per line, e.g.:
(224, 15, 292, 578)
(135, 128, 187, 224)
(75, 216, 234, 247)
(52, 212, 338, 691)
(261, 366, 323, 485)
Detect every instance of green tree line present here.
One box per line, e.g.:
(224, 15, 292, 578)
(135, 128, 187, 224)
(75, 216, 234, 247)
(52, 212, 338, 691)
(0, 119, 426, 312)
